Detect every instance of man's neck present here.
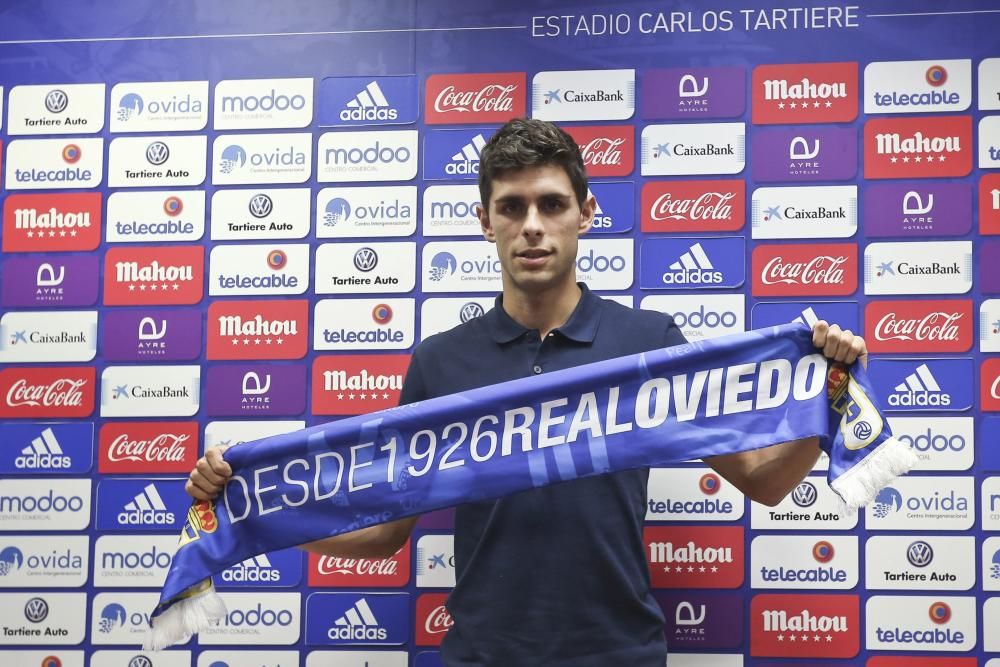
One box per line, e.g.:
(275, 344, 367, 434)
(501, 279, 582, 338)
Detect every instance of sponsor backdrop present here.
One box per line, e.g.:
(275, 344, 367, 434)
(0, 1, 997, 665)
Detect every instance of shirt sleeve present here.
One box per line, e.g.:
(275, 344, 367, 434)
(664, 314, 689, 348)
(398, 347, 429, 406)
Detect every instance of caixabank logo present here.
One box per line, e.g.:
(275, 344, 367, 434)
(204, 420, 304, 452)
(864, 476, 974, 531)
(211, 188, 310, 241)
(317, 130, 418, 183)
(4, 138, 103, 190)
(750, 477, 858, 531)
(7, 83, 106, 134)
(102, 308, 202, 362)
(106, 190, 206, 243)
(314, 298, 415, 351)
(0, 422, 93, 475)
(864, 115, 972, 178)
(318, 185, 417, 238)
(205, 364, 306, 417)
(90, 592, 173, 645)
(890, 416, 975, 471)
(640, 123, 744, 176)
(212, 133, 312, 185)
(215, 548, 302, 588)
(865, 535, 976, 590)
(641, 66, 745, 120)
(866, 596, 976, 652)
(415, 534, 455, 588)
(752, 243, 857, 297)
(312, 354, 410, 415)
(0, 478, 91, 531)
(214, 77, 313, 129)
(415, 593, 452, 647)
(207, 299, 309, 360)
(305, 592, 408, 645)
(2, 192, 102, 252)
(107, 135, 207, 187)
(103, 245, 204, 306)
(751, 301, 859, 334)
(209, 244, 309, 296)
(319, 75, 418, 126)
(110, 80, 209, 132)
(640, 179, 744, 233)
(644, 526, 743, 589)
(0, 366, 95, 419)
(865, 299, 972, 353)
(868, 358, 973, 411)
(308, 541, 411, 588)
(98, 421, 198, 474)
(864, 59, 972, 114)
(0, 310, 97, 364)
(100, 365, 200, 418)
(531, 69, 635, 121)
(96, 479, 187, 531)
(564, 124, 634, 177)
(750, 535, 859, 589)
(423, 128, 493, 180)
(981, 173, 1000, 235)
(0, 535, 89, 588)
(750, 594, 859, 658)
(752, 62, 858, 124)
(587, 181, 634, 233)
(863, 182, 971, 237)
(0, 592, 87, 645)
(645, 468, 744, 521)
(639, 237, 745, 290)
(863, 240, 972, 295)
(750, 185, 857, 239)
(640, 294, 745, 342)
(654, 592, 744, 650)
(751, 126, 857, 182)
(424, 72, 525, 124)
(1, 255, 98, 308)
(315, 242, 416, 294)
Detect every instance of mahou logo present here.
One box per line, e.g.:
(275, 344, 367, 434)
(564, 125, 634, 177)
(645, 526, 743, 588)
(0, 366, 95, 418)
(752, 62, 858, 124)
(865, 299, 972, 353)
(2, 192, 102, 252)
(752, 243, 858, 297)
(641, 179, 744, 233)
(207, 300, 308, 360)
(312, 354, 411, 415)
(425, 72, 525, 124)
(751, 594, 859, 658)
(104, 245, 204, 305)
(415, 593, 453, 646)
(98, 421, 198, 473)
(307, 540, 410, 587)
(864, 116, 972, 179)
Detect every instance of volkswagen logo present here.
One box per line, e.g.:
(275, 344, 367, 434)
(128, 656, 154, 667)
(907, 540, 934, 568)
(44, 89, 68, 114)
(24, 597, 49, 623)
(460, 302, 485, 322)
(791, 481, 818, 508)
(145, 141, 170, 166)
(354, 247, 379, 272)
(249, 193, 273, 218)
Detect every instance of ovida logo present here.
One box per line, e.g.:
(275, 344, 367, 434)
(327, 597, 386, 641)
(118, 483, 175, 525)
(890, 363, 951, 407)
(98, 602, 127, 633)
(907, 540, 934, 567)
(117, 92, 145, 121)
(991, 547, 1000, 581)
(24, 597, 49, 623)
(460, 302, 485, 322)
(44, 89, 68, 114)
(872, 487, 904, 517)
(873, 486, 968, 518)
(145, 141, 170, 166)
(0, 546, 24, 575)
(323, 198, 350, 227)
(218, 143, 306, 173)
(792, 481, 818, 508)
(249, 193, 273, 218)
(428, 252, 457, 282)
(15, 427, 71, 469)
(353, 247, 379, 272)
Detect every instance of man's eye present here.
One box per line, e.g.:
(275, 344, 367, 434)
(501, 203, 521, 215)
(543, 199, 566, 212)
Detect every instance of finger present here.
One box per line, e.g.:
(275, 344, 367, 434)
(822, 324, 842, 359)
(846, 337, 867, 366)
(185, 478, 215, 501)
(812, 319, 829, 349)
(189, 471, 222, 497)
(834, 329, 854, 363)
(196, 457, 227, 486)
(205, 447, 232, 478)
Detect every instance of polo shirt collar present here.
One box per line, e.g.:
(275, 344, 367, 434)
(485, 283, 603, 344)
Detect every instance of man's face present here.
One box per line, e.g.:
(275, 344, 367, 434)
(478, 164, 595, 294)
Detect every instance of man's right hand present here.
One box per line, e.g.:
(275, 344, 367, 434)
(185, 445, 233, 500)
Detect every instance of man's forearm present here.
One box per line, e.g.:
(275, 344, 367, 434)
(298, 516, 418, 559)
(705, 436, 822, 507)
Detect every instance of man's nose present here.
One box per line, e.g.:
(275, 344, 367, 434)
(522, 205, 545, 236)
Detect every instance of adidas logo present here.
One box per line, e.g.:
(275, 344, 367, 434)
(117, 483, 176, 526)
(589, 189, 613, 229)
(221, 553, 280, 582)
(341, 81, 398, 122)
(661, 242, 723, 285)
(327, 597, 388, 641)
(793, 307, 820, 328)
(15, 427, 71, 469)
(889, 363, 951, 408)
(447, 133, 487, 176)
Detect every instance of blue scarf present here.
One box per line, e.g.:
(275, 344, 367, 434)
(146, 322, 915, 649)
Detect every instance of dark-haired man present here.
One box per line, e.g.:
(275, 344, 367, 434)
(187, 117, 867, 666)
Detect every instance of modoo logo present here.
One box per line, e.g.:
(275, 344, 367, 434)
(214, 78, 312, 129)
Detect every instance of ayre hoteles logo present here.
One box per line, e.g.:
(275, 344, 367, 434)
(102, 308, 202, 362)
(307, 541, 410, 587)
(866, 596, 975, 652)
(865, 299, 972, 353)
(751, 126, 857, 182)
(0, 535, 89, 588)
(206, 300, 309, 361)
(0, 478, 91, 531)
(641, 66, 746, 120)
(314, 299, 415, 351)
(531, 69, 635, 121)
(205, 364, 306, 417)
(2, 192, 102, 252)
(99, 365, 200, 418)
(0, 366, 95, 419)
(863, 241, 972, 295)
(107, 135, 207, 187)
(98, 421, 198, 474)
(864, 115, 972, 179)
(211, 188, 310, 241)
(640, 179, 745, 233)
(865, 535, 976, 590)
(315, 242, 416, 294)
(212, 133, 312, 185)
(7, 83, 106, 134)
(640, 294, 745, 342)
(752, 62, 858, 124)
(750, 477, 858, 531)
(865, 476, 974, 530)
(0, 421, 93, 475)
(214, 77, 313, 129)
(4, 138, 103, 190)
(868, 358, 973, 412)
(0, 592, 87, 645)
(752, 243, 857, 297)
(424, 72, 525, 124)
(864, 60, 971, 114)
(751, 186, 857, 239)
(750, 536, 858, 589)
(318, 75, 418, 126)
(639, 237, 745, 290)
(644, 526, 744, 589)
(305, 592, 407, 645)
(654, 591, 744, 650)
(110, 80, 209, 132)
(317, 130, 418, 183)
(564, 124, 634, 177)
(750, 594, 859, 658)
(0, 310, 97, 363)
(1, 255, 99, 309)
(208, 244, 309, 296)
(318, 185, 418, 238)
(103, 245, 204, 306)
(95, 479, 187, 532)
(640, 123, 744, 176)
(106, 190, 206, 243)
(312, 354, 411, 415)
(645, 468, 744, 520)
(863, 182, 972, 238)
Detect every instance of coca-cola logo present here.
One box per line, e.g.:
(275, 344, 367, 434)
(425, 73, 525, 123)
(317, 555, 398, 576)
(580, 137, 624, 166)
(864, 300, 972, 354)
(651, 191, 735, 221)
(874, 311, 962, 341)
(424, 605, 454, 634)
(564, 126, 634, 177)
(108, 432, 190, 462)
(433, 84, 516, 114)
(760, 255, 848, 285)
(6, 378, 85, 408)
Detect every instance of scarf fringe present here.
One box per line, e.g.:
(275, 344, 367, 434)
(831, 436, 919, 513)
(143, 584, 227, 651)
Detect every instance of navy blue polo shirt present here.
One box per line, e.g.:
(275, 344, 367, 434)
(399, 284, 687, 667)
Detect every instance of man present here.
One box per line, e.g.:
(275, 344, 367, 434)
(187, 118, 867, 665)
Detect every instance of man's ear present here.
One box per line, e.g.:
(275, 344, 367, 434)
(478, 203, 495, 242)
(578, 192, 596, 236)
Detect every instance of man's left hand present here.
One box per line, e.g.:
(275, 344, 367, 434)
(812, 320, 868, 368)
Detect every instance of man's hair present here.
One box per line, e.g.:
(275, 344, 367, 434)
(478, 118, 588, 209)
